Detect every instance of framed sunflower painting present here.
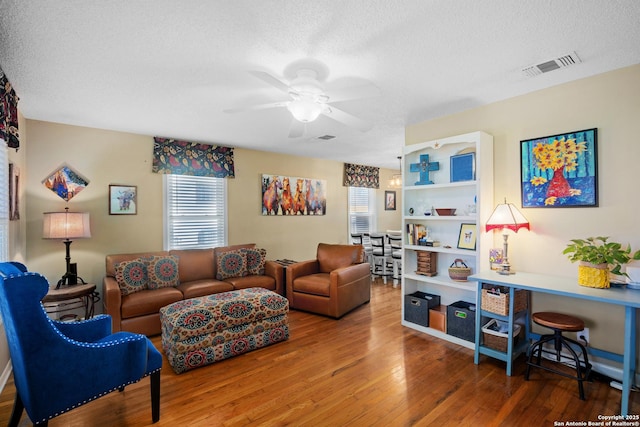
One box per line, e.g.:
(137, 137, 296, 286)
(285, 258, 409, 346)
(520, 128, 598, 208)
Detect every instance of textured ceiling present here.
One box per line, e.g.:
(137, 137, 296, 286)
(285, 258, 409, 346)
(1, 1, 639, 169)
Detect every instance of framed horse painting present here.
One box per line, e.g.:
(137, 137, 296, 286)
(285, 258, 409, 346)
(261, 174, 326, 216)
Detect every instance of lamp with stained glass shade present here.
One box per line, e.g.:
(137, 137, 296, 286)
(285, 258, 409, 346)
(485, 199, 530, 275)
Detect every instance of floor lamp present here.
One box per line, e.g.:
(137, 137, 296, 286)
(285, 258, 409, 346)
(43, 207, 91, 288)
(485, 199, 530, 275)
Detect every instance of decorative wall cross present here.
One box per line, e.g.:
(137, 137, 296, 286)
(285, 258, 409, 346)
(409, 154, 440, 185)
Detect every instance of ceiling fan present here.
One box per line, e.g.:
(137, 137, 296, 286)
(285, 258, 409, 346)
(224, 59, 380, 138)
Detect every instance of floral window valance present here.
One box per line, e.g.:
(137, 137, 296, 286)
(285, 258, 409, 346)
(343, 163, 379, 189)
(0, 68, 20, 150)
(152, 137, 235, 178)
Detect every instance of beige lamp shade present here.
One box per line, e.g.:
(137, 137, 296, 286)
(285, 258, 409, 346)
(43, 211, 91, 240)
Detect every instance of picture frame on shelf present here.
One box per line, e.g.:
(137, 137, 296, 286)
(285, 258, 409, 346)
(489, 248, 504, 270)
(450, 152, 475, 182)
(109, 184, 137, 215)
(520, 128, 598, 208)
(457, 223, 477, 251)
(385, 191, 396, 210)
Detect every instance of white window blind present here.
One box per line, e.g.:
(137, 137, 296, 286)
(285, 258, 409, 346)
(0, 140, 8, 261)
(348, 186, 375, 236)
(164, 174, 227, 250)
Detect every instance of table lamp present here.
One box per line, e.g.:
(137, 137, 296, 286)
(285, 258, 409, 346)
(485, 199, 530, 275)
(43, 207, 91, 288)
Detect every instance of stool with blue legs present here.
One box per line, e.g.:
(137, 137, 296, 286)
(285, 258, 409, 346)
(525, 311, 592, 400)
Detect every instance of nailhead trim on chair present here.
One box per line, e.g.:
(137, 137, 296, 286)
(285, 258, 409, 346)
(35, 368, 162, 424)
(3, 272, 161, 424)
(45, 310, 147, 348)
(36, 277, 154, 422)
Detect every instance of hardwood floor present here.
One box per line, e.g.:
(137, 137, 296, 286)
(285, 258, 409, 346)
(0, 280, 636, 426)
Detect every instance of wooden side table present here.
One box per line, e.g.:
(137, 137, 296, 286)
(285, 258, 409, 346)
(42, 283, 99, 321)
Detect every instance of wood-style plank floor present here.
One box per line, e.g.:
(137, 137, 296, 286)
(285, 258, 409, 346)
(0, 279, 636, 426)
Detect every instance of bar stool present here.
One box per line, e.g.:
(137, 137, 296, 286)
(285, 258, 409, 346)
(370, 233, 392, 283)
(350, 233, 373, 270)
(386, 234, 402, 286)
(525, 311, 592, 400)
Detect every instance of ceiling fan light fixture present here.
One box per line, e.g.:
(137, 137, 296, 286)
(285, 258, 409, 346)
(287, 98, 323, 123)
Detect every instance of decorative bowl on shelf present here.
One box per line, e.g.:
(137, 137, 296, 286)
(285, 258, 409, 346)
(435, 208, 456, 216)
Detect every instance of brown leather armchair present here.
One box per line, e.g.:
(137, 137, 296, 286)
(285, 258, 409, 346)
(286, 243, 371, 318)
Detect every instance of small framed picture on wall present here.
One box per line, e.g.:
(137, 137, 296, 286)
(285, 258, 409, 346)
(109, 185, 137, 215)
(385, 191, 396, 211)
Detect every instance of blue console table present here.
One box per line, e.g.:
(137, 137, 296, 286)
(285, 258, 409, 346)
(469, 271, 640, 416)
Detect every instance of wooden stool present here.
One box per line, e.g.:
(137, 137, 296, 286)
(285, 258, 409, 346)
(525, 312, 592, 400)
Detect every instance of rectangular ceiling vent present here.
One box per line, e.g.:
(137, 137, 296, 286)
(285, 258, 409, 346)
(522, 51, 582, 78)
(316, 134, 336, 140)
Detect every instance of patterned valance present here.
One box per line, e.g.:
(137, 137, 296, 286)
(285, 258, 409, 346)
(0, 68, 20, 150)
(152, 137, 234, 178)
(343, 163, 379, 189)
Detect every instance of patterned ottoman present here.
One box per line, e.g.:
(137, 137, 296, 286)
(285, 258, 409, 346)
(160, 287, 289, 374)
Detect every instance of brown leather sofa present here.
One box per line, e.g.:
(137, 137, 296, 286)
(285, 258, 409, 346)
(104, 244, 284, 336)
(286, 243, 371, 318)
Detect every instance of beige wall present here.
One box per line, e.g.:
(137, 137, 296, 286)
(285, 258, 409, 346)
(406, 64, 640, 355)
(23, 120, 401, 290)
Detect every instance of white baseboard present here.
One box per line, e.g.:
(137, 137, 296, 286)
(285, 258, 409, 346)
(0, 359, 12, 394)
(538, 342, 640, 384)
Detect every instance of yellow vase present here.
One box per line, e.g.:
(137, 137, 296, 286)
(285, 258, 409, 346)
(577, 262, 609, 288)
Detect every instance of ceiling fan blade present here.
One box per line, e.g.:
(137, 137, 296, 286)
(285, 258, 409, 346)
(288, 119, 306, 138)
(322, 106, 373, 132)
(248, 70, 291, 94)
(328, 84, 380, 103)
(223, 101, 288, 114)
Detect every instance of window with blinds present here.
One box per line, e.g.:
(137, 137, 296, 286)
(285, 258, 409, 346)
(164, 174, 227, 250)
(348, 186, 375, 236)
(0, 141, 8, 261)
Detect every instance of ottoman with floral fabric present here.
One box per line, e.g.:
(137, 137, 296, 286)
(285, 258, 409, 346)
(160, 287, 289, 374)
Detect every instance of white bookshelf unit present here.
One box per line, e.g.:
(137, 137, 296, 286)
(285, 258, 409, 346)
(401, 131, 494, 349)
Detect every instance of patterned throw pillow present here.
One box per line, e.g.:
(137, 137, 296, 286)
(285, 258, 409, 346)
(114, 258, 148, 296)
(145, 255, 180, 289)
(243, 248, 267, 276)
(216, 249, 248, 280)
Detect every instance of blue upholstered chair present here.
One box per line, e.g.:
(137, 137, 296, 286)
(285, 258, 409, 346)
(0, 262, 162, 426)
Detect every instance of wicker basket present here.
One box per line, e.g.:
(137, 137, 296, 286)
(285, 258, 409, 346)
(481, 287, 528, 316)
(482, 319, 521, 352)
(448, 259, 471, 281)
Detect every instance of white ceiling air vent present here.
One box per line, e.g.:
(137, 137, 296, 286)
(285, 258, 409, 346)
(522, 51, 582, 78)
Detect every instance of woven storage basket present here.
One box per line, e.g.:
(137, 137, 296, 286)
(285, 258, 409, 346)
(481, 288, 528, 316)
(482, 319, 521, 352)
(448, 259, 471, 281)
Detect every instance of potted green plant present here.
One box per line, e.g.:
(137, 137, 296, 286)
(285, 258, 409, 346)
(563, 236, 640, 288)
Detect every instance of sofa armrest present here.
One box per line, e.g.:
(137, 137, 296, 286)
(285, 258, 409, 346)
(330, 263, 371, 289)
(103, 276, 122, 332)
(264, 260, 285, 295)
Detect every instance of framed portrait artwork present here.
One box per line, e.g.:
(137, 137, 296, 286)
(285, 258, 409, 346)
(109, 185, 137, 215)
(457, 223, 477, 251)
(520, 128, 598, 208)
(385, 191, 396, 211)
